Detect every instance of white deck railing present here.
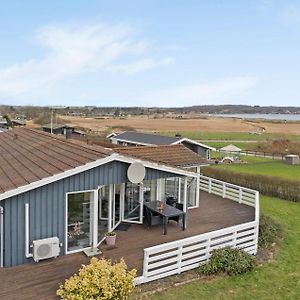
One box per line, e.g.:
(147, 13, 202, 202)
(135, 176, 259, 285)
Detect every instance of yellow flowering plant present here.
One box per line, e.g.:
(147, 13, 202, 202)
(57, 257, 137, 300)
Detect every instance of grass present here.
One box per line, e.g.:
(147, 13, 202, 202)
(210, 157, 300, 181)
(161, 131, 300, 142)
(146, 195, 300, 300)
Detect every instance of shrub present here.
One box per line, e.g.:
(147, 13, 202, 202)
(197, 247, 255, 276)
(57, 258, 136, 300)
(259, 214, 283, 248)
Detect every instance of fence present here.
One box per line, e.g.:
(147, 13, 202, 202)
(218, 149, 285, 160)
(134, 176, 259, 285)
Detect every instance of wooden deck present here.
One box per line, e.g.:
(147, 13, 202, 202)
(0, 192, 254, 300)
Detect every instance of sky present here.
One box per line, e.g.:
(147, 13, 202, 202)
(0, 0, 299, 107)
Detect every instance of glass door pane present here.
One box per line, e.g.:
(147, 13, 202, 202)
(67, 192, 92, 252)
(98, 186, 109, 242)
(111, 184, 122, 229)
(143, 180, 157, 202)
(123, 182, 143, 223)
(187, 177, 197, 207)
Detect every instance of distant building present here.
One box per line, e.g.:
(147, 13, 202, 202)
(42, 123, 86, 138)
(109, 131, 215, 160)
(0, 117, 7, 129)
(12, 119, 26, 127)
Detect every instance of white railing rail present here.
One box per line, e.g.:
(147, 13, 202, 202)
(135, 220, 258, 284)
(135, 176, 259, 285)
(199, 175, 258, 210)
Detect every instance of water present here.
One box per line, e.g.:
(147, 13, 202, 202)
(212, 113, 300, 121)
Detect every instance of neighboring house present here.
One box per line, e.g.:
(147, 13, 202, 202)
(42, 123, 75, 135)
(0, 128, 259, 290)
(42, 123, 86, 139)
(0, 128, 8, 133)
(11, 119, 26, 127)
(0, 117, 7, 129)
(109, 131, 215, 160)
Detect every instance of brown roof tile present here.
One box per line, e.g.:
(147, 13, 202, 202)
(114, 144, 208, 168)
(0, 128, 111, 194)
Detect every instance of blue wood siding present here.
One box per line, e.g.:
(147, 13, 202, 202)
(2, 161, 176, 267)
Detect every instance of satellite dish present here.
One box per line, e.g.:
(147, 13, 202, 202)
(127, 162, 146, 184)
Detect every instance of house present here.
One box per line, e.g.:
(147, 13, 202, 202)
(0, 117, 7, 129)
(0, 128, 203, 267)
(11, 119, 26, 127)
(109, 131, 215, 160)
(0, 128, 259, 292)
(42, 123, 86, 139)
(42, 123, 75, 135)
(0, 128, 8, 133)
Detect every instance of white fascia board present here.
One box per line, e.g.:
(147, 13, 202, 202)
(114, 154, 198, 178)
(106, 132, 117, 138)
(172, 138, 216, 151)
(0, 154, 119, 201)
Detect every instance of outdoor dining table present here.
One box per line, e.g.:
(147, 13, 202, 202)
(144, 201, 186, 235)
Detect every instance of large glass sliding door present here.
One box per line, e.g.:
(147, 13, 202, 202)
(123, 183, 143, 223)
(67, 192, 94, 253)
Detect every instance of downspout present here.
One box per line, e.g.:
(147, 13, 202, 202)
(0, 206, 3, 267)
(25, 203, 33, 258)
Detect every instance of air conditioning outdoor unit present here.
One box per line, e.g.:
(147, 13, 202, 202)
(32, 237, 60, 262)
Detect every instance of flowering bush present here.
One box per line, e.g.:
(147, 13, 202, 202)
(57, 258, 136, 300)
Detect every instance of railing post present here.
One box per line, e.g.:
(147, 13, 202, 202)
(208, 178, 212, 193)
(177, 245, 183, 274)
(142, 250, 149, 279)
(222, 182, 226, 198)
(254, 191, 260, 254)
(232, 231, 237, 247)
(239, 187, 242, 203)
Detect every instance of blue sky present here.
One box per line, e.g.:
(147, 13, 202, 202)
(0, 0, 299, 107)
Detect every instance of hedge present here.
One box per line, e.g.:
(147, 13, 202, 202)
(202, 168, 300, 202)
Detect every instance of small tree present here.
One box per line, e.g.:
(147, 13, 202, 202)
(57, 258, 136, 300)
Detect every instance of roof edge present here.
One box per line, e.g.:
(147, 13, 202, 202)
(0, 153, 197, 201)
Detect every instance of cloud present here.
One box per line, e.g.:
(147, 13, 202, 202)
(105, 57, 175, 74)
(280, 4, 300, 25)
(0, 23, 173, 97)
(141, 76, 257, 107)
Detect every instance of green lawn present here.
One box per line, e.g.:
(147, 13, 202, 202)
(149, 195, 300, 300)
(161, 131, 300, 142)
(210, 157, 300, 181)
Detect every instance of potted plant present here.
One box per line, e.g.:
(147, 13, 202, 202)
(105, 231, 117, 246)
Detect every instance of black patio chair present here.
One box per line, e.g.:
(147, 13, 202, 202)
(168, 203, 184, 224)
(144, 205, 164, 227)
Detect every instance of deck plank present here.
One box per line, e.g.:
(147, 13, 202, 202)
(0, 192, 255, 300)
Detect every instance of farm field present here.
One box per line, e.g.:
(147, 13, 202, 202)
(61, 115, 300, 135)
(209, 156, 300, 181)
(146, 195, 300, 300)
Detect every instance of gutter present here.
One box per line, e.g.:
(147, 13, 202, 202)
(0, 206, 3, 267)
(25, 203, 33, 258)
